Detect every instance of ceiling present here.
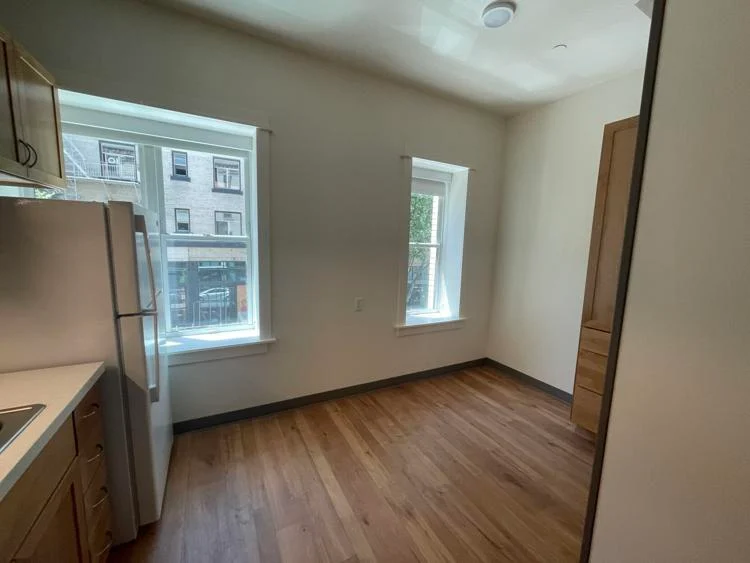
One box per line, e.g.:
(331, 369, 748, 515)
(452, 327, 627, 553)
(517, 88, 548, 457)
(149, 0, 651, 114)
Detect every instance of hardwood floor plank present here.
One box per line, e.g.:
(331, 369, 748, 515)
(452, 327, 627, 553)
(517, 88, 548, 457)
(112, 367, 594, 563)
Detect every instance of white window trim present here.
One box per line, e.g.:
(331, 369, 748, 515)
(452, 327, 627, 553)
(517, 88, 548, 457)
(395, 156, 469, 335)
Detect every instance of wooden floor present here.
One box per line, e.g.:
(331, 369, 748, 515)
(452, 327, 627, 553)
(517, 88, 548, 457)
(112, 366, 595, 563)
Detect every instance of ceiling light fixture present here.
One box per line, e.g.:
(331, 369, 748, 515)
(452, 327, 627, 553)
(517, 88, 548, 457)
(482, 1, 517, 29)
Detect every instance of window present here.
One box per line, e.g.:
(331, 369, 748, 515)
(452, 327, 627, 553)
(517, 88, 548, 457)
(174, 208, 190, 233)
(213, 157, 241, 192)
(99, 141, 137, 181)
(215, 211, 242, 236)
(171, 151, 189, 180)
(58, 90, 272, 360)
(398, 157, 469, 332)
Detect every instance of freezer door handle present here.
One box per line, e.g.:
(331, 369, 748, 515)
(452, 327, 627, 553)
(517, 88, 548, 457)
(149, 314, 161, 404)
(134, 214, 158, 314)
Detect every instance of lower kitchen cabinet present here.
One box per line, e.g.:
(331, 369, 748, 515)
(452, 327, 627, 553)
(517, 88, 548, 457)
(0, 382, 111, 563)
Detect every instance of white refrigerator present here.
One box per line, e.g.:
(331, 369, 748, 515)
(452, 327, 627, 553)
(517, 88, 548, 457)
(0, 197, 173, 545)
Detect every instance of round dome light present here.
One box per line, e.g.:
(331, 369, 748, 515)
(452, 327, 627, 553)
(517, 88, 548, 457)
(482, 1, 516, 28)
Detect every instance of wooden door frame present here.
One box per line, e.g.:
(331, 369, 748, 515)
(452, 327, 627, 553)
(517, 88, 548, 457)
(578, 0, 668, 560)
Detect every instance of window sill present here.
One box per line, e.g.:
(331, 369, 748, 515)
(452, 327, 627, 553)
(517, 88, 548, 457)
(166, 330, 275, 366)
(394, 316, 466, 337)
(212, 187, 243, 195)
(170, 175, 191, 182)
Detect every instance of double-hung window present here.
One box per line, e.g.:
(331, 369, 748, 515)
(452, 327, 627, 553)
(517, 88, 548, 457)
(398, 157, 470, 332)
(174, 208, 190, 233)
(171, 151, 189, 180)
(58, 90, 273, 361)
(213, 157, 241, 192)
(215, 211, 242, 235)
(99, 141, 137, 181)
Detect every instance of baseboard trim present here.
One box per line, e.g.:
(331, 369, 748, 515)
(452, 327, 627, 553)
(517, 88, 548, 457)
(483, 358, 573, 403)
(173, 358, 485, 434)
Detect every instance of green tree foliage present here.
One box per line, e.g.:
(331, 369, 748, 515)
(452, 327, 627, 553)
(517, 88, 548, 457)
(407, 194, 437, 309)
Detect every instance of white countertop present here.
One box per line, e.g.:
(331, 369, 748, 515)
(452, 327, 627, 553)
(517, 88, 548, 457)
(0, 362, 105, 502)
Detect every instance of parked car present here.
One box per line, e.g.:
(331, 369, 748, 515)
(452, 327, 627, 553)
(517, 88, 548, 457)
(199, 287, 230, 302)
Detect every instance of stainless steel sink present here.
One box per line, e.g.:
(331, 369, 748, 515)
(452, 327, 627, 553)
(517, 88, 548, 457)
(0, 404, 45, 454)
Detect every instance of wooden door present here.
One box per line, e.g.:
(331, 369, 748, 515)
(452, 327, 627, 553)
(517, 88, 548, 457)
(12, 459, 88, 563)
(10, 41, 65, 188)
(571, 116, 638, 433)
(0, 27, 26, 177)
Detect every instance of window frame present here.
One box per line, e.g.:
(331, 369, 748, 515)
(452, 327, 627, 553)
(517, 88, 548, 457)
(212, 156, 242, 193)
(396, 157, 470, 334)
(174, 208, 191, 233)
(98, 140, 138, 182)
(214, 210, 243, 236)
(171, 150, 190, 180)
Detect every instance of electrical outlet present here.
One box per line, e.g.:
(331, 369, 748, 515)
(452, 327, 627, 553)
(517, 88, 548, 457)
(354, 297, 364, 312)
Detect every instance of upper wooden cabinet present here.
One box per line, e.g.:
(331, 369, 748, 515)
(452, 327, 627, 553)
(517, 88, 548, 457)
(0, 25, 65, 188)
(0, 28, 25, 178)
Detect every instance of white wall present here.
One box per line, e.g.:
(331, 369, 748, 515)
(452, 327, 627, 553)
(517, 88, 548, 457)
(590, 1, 750, 560)
(486, 72, 644, 393)
(0, 0, 504, 422)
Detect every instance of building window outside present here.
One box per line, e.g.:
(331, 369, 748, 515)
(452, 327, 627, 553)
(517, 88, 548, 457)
(213, 157, 241, 191)
(171, 151, 189, 180)
(174, 208, 190, 233)
(215, 211, 242, 236)
(99, 141, 137, 181)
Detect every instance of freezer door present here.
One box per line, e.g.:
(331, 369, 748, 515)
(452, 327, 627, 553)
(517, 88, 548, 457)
(119, 314, 173, 525)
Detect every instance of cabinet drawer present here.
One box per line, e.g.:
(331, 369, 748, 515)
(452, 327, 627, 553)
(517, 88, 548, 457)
(74, 384, 103, 438)
(0, 417, 76, 558)
(84, 460, 109, 533)
(79, 417, 106, 490)
(571, 386, 602, 433)
(88, 501, 113, 563)
(579, 327, 610, 356)
(575, 350, 607, 394)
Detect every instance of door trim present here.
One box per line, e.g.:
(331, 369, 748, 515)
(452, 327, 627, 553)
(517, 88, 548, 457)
(578, 0, 668, 560)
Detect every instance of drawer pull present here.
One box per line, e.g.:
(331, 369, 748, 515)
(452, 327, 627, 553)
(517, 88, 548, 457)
(90, 486, 109, 510)
(94, 532, 113, 557)
(87, 444, 104, 464)
(80, 403, 100, 419)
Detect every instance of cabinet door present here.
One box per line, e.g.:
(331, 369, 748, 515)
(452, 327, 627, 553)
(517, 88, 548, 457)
(580, 116, 638, 332)
(10, 41, 65, 188)
(0, 28, 26, 177)
(12, 459, 88, 563)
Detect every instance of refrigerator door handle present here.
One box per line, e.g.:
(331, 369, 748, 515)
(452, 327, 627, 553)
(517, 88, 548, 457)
(134, 214, 158, 314)
(149, 314, 161, 404)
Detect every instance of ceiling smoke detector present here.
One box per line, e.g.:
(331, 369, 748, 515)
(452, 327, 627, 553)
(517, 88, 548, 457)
(482, 1, 517, 28)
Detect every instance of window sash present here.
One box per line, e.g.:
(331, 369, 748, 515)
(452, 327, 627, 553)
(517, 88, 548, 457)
(164, 234, 254, 335)
(99, 140, 137, 181)
(171, 151, 188, 177)
(213, 157, 241, 190)
(214, 211, 243, 236)
(407, 241, 441, 313)
(174, 208, 190, 233)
